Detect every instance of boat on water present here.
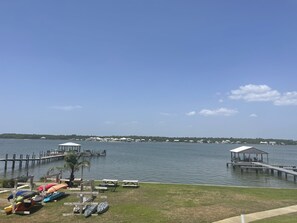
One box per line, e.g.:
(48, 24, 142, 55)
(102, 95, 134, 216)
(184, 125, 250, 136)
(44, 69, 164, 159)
(84, 203, 98, 217)
(97, 201, 109, 214)
(43, 191, 65, 203)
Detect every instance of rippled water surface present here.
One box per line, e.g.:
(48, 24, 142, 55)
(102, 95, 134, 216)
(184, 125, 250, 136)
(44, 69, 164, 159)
(1, 139, 297, 188)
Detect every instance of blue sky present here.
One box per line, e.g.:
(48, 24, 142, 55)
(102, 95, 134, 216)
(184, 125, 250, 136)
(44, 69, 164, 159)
(1, 1, 297, 139)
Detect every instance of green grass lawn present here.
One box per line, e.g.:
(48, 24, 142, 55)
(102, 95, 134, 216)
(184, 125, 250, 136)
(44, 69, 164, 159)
(253, 213, 297, 223)
(1, 183, 297, 223)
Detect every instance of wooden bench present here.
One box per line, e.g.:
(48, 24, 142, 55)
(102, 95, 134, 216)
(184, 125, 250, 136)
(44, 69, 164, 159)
(122, 180, 139, 188)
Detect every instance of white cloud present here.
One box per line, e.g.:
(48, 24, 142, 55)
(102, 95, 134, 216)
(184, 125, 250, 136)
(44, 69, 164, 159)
(199, 107, 238, 117)
(229, 84, 280, 102)
(249, 113, 258, 118)
(51, 105, 82, 111)
(274, 91, 297, 106)
(186, 111, 196, 116)
(219, 99, 224, 103)
(229, 84, 297, 106)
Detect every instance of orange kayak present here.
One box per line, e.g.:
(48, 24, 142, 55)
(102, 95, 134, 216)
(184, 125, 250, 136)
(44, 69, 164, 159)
(47, 183, 67, 193)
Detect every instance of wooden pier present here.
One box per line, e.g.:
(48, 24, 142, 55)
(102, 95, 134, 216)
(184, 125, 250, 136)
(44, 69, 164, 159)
(0, 152, 65, 172)
(252, 162, 297, 181)
(227, 146, 297, 183)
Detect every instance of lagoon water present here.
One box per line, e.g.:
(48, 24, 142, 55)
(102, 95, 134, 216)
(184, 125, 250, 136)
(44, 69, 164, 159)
(1, 139, 297, 188)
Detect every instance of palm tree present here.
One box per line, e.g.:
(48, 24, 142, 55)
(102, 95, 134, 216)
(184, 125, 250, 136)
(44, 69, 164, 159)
(63, 152, 90, 186)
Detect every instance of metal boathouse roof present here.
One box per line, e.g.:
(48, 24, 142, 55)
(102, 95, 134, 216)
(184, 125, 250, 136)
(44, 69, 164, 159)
(230, 146, 268, 154)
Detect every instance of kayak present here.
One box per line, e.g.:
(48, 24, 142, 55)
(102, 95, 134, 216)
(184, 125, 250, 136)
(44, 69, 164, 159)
(15, 191, 38, 202)
(32, 194, 44, 202)
(37, 183, 57, 192)
(97, 201, 109, 214)
(73, 196, 93, 214)
(84, 203, 98, 218)
(4, 202, 22, 214)
(15, 199, 36, 213)
(46, 183, 67, 193)
(7, 190, 27, 200)
(4, 199, 36, 214)
(43, 191, 65, 203)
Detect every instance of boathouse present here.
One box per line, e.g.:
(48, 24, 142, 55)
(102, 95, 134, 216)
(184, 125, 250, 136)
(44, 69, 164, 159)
(230, 146, 269, 164)
(58, 142, 81, 153)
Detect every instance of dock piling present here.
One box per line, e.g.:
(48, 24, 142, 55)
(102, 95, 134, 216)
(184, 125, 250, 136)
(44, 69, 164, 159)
(12, 154, 16, 170)
(4, 154, 8, 171)
(19, 154, 23, 169)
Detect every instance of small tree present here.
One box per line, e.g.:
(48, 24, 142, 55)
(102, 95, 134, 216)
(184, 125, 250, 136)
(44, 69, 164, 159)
(63, 152, 90, 187)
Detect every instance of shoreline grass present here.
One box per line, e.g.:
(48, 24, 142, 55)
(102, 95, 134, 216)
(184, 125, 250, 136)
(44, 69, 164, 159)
(1, 182, 297, 223)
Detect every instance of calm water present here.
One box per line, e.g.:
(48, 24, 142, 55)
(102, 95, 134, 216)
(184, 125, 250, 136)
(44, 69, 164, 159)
(0, 139, 297, 188)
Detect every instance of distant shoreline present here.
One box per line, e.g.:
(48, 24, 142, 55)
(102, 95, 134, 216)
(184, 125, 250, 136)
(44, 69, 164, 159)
(0, 133, 296, 145)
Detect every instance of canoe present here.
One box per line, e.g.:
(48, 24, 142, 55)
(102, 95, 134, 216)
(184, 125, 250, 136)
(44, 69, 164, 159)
(37, 183, 57, 192)
(46, 183, 67, 193)
(7, 190, 27, 200)
(43, 191, 65, 203)
(84, 203, 98, 218)
(97, 201, 109, 214)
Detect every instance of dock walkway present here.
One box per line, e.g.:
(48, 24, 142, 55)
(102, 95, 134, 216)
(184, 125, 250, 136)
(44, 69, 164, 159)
(0, 154, 65, 162)
(252, 162, 297, 181)
(0, 153, 66, 172)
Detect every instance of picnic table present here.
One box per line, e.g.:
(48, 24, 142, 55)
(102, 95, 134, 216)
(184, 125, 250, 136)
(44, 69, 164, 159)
(102, 179, 118, 186)
(122, 180, 139, 188)
(100, 179, 118, 191)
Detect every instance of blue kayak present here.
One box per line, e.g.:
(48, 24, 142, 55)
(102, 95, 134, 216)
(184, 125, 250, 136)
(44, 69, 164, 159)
(15, 191, 38, 202)
(43, 191, 65, 203)
(7, 190, 27, 200)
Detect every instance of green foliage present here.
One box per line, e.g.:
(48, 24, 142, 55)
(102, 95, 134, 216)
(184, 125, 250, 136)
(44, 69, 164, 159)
(0, 178, 15, 188)
(63, 152, 90, 184)
(0, 133, 296, 145)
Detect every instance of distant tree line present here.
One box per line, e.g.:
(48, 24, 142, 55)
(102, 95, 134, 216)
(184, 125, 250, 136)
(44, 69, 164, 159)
(0, 133, 296, 145)
(0, 133, 90, 140)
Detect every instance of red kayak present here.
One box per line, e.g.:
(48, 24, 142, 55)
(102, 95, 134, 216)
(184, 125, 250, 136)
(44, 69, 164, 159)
(4, 199, 36, 214)
(15, 199, 36, 213)
(37, 183, 57, 192)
